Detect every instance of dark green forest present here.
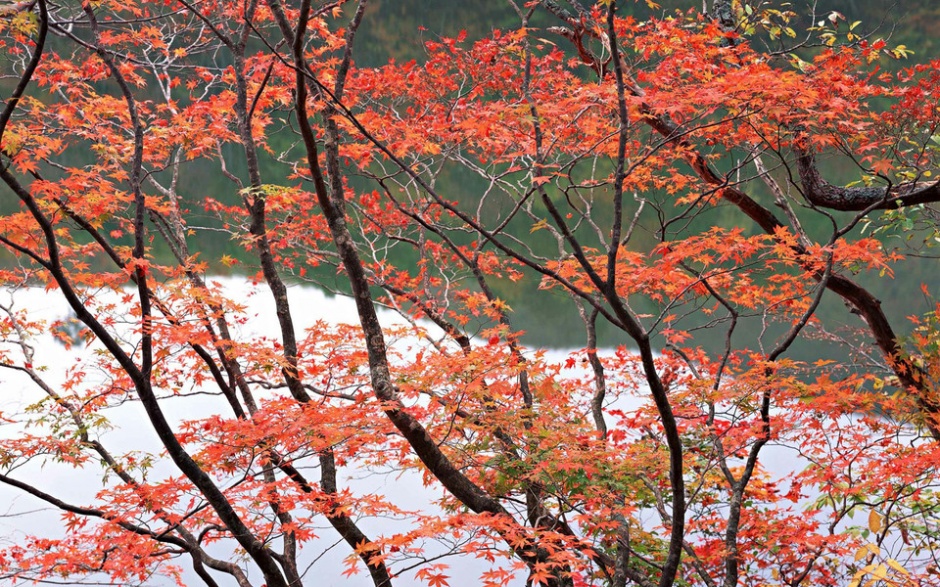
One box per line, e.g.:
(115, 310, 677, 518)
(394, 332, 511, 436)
(354, 0, 938, 66)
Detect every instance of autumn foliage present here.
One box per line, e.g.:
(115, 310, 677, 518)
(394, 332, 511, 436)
(1, 0, 940, 586)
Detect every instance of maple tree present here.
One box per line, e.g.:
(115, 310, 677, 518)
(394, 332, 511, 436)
(1, 0, 940, 586)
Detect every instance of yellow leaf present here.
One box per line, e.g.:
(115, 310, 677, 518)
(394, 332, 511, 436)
(848, 565, 871, 587)
(887, 558, 910, 575)
(530, 219, 550, 233)
(869, 510, 883, 533)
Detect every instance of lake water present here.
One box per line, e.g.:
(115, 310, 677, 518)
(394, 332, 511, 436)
(2, 278, 921, 587)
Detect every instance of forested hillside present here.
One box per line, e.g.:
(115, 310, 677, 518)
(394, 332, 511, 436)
(355, 0, 939, 66)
